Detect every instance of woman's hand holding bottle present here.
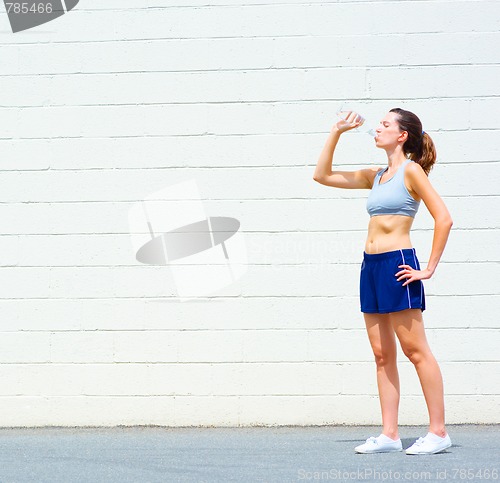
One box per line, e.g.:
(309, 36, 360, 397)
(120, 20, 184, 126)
(332, 110, 366, 134)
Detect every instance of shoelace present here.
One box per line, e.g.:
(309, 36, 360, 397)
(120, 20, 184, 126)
(413, 437, 426, 446)
(366, 437, 378, 444)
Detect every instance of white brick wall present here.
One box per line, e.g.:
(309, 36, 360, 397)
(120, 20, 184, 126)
(0, 0, 498, 426)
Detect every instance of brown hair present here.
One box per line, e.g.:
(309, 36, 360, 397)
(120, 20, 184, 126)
(389, 108, 436, 176)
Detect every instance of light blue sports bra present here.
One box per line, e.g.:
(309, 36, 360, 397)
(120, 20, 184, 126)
(366, 158, 420, 218)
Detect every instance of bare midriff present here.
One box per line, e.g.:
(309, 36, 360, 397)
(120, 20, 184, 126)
(365, 215, 415, 254)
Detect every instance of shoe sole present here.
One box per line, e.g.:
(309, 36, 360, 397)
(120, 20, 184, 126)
(405, 442, 452, 455)
(355, 448, 402, 454)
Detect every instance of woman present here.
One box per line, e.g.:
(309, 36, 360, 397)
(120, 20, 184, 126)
(313, 108, 453, 455)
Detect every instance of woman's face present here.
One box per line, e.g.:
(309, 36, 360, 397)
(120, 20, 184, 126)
(375, 112, 407, 148)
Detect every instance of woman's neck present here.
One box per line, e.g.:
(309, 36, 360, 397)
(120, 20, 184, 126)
(386, 149, 407, 168)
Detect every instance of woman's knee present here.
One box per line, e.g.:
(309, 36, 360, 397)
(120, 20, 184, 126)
(402, 346, 430, 366)
(372, 348, 397, 367)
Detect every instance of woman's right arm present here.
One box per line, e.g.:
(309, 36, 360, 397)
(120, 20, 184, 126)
(313, 113, 379, 189)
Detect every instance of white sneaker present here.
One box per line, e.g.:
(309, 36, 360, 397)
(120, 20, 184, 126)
(354, 434, 403, 453)
(405, 432, 452, 455)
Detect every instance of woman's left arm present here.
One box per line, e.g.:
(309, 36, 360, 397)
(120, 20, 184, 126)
(396, 162, 453, 286)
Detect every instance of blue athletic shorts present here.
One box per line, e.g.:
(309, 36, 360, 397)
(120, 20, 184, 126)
(360, 248, 426, 314)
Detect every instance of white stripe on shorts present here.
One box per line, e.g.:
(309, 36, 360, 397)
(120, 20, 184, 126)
(412, 248, 423, 307)
(400, 249, 411, 309)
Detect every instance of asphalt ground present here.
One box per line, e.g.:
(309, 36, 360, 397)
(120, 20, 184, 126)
(0, 424, 498, 482)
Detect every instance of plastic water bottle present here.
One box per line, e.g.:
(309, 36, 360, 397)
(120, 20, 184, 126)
(335, 106, 377, 137)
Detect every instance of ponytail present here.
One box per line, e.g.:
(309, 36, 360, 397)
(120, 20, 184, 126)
(389, 108, 437, 176)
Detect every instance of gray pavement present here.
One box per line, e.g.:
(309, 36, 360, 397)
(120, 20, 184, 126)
(0, 424, 498, 482)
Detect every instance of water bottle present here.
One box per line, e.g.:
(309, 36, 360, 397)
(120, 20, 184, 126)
(335, 105, 377, 138)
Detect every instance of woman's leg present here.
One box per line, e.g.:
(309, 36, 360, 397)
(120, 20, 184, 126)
(389, 308, 447, 437)
(364, 312, 400, 440)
